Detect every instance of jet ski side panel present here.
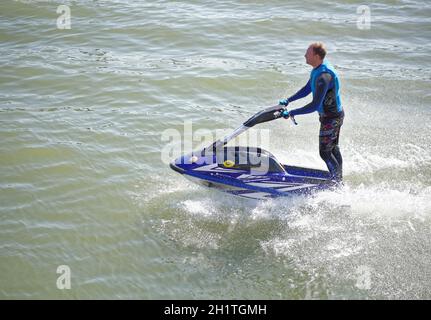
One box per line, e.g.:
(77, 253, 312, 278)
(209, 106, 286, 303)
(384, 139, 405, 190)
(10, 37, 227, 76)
(178, 165, 334, 199)
(170, 148, 336, 199)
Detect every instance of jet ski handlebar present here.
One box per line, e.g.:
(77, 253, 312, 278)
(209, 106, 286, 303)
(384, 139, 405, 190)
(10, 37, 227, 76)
(243, 105, 297, 127)
(204, 105, 297, 152)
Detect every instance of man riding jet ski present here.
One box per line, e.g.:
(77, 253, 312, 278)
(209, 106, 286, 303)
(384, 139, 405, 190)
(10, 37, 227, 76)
(170, 42, 344, 200)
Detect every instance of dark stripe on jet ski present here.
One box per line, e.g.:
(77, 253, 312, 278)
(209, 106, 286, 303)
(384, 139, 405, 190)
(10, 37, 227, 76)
(170, 162, 185, 174)
(283, 165, 332, 179)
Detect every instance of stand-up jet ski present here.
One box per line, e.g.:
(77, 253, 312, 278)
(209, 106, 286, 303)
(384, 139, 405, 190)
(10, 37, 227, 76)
(170, 105, 337, 200)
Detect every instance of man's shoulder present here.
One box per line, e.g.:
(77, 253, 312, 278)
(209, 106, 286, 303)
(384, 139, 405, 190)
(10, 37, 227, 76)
(316, 72, 332, 85)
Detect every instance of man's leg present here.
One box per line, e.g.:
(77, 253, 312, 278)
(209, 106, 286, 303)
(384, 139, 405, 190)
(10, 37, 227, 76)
(319, 118, 343, 182)
(331, 116, 343, 181)
(319, 147, 340, 180)
(331, 145, 343, 181)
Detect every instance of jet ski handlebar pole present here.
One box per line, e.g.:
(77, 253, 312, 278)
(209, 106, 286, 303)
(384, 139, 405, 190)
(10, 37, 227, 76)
(205, 105, 297, 151)
(220, 125, 248, 146)
(206, 125, 247, 151)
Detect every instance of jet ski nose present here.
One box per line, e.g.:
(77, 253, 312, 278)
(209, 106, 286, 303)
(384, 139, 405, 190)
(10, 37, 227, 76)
(170, 157, 185, 174)
(170, 154, 190, 174)
(170, 153, 208, 174)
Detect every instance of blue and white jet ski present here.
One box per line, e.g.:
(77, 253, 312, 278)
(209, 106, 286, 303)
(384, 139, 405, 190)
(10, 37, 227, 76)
(170, 105, 337, 200)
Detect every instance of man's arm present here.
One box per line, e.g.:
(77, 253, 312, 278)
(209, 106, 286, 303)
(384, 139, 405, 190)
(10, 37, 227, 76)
(287, 79, 312, 102)
(289, 73, 331, 116)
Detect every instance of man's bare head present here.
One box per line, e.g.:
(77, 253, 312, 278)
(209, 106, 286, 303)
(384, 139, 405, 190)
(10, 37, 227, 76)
(305, 42, 326, 67)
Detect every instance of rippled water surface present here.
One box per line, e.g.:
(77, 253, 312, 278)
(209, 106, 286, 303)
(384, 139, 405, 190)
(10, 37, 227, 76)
(1, 0, 430, 299)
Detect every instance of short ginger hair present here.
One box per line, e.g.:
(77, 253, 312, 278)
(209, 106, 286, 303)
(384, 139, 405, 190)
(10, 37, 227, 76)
(310, 42, 327, 60)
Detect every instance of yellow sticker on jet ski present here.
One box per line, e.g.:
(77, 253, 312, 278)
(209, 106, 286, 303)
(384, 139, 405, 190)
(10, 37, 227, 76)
(223, 160, 235, 168)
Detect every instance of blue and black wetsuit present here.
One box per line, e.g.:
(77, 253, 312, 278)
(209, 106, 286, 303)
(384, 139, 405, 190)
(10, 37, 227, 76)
(288, 61, 345, 182)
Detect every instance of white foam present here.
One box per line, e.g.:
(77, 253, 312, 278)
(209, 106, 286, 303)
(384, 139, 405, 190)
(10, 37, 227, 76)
(181, 199, 215, 217)
(309, 183, 431, 221)
(345, 143, 431, 174)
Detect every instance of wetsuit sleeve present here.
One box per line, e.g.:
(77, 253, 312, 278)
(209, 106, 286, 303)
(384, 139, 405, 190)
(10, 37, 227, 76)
(287, 79, 311, 102)
(289, 73, 331, 116)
